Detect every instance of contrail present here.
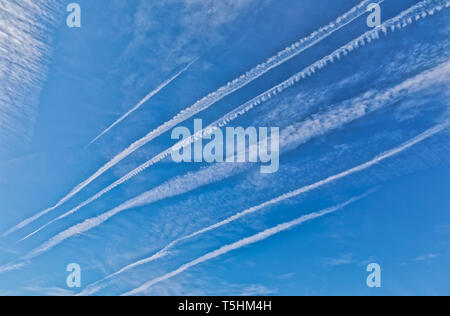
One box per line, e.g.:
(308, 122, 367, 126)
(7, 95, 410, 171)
(17, 119, 450, 279)
(122, 193, 371, 296)
(86, 59, 197, 148)
(79, 111, 450, 295)
(3, 0, 385, 236)
(18, 0, 450, 242)
(0, 0, 446, 275)
(47, 58, 450, 257)
(1, 108, 448, 276)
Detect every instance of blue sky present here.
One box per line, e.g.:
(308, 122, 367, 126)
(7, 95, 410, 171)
(0, 0, 449, 295)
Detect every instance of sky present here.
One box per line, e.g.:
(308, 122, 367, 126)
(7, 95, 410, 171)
(0, 0, 449, 296)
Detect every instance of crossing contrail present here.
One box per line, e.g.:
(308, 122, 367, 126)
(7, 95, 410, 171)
(122, 193, 371, 296)
(17, 0, 449, 242)
(86, 59, 197, 148)
(3, 0, 385, 237)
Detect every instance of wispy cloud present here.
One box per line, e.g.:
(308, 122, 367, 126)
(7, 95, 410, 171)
(122, 194, 368, 296)
(0, 0, 60, 159)
(23, 286, 74, 296)
(126, 0, 270, 70)
(3, 0, 386, 236)
(240, 284, 275, 296)
(414, 253, 440, 262)
(0, 261, 27, 274)
(324, 254, 355, 267)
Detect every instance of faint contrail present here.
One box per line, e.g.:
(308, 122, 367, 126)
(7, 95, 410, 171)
(122, 193, 370, 296)
(79, 111, 450, 295)
(18, 0, 449, 242)
(19, 119, 450, 279)
(86, 59, 197, 148)
(3, 0, 384, 237)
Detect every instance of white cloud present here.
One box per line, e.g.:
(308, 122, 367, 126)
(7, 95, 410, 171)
(240, 284, 275, 296)
(414, 253, 440, 262)
(324, 254, 355, 267)
(24, 286, 74, 296)
(0, 0, 60, 159)
(125, 0, 268, 72)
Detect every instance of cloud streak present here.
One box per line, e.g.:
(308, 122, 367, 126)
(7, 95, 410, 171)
(3, 0, 386, 236)
(86, 59, 197, 147)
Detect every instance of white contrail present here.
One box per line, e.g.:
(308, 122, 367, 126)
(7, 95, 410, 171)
(20, 119, 450, 276)
(3, 0, 385, 236)
(1, 116, 448, 276)
(79, 109, 450, 295)
(86, 59, 197, 148)
(77, 250, 170, 296)
(19, 0, 450, 242)
(0, 261, 27, 275)
(1, 0, 447, 274)
(48, 58, 450, 255)
(122, 193, 370, 296)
